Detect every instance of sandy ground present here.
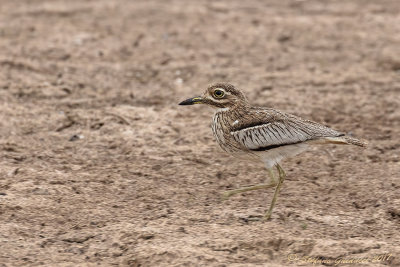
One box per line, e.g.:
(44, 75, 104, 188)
(0, 0, 400, 266)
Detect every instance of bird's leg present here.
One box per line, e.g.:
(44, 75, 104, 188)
(264, 164, 286, 220)
(268, 168, 277, 184)
(222, 168, 277, 200)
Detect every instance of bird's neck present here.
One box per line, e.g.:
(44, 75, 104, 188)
(216, 102, 249, 114)
(216, 107, 231, 112)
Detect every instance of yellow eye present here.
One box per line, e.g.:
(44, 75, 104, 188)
(213, 89, 225, 98)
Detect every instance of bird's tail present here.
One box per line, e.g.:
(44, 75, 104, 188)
(323, 135, 367, 147)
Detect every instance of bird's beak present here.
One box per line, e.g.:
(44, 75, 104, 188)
(178, 96, 204, 105)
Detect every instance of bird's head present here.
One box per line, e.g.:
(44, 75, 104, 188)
(179, 82, 248, 110)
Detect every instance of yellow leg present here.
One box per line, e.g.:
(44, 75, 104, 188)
(222, 168, 277, 200)
(268, 168, 277, 184)
(264, 164, 286, 220)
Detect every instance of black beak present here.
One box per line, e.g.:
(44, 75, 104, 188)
(178, 96, 203, 105)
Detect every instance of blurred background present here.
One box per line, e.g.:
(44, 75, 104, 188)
(0, 0, 399, 266)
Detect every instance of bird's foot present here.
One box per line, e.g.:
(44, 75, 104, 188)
(221, 182, 277, 200)
(263, 211, 272, 221)
(222, 189, 241, 200)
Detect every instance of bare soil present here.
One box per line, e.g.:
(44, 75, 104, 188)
(1, 0, 400, 266)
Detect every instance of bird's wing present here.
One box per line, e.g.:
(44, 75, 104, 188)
(231, 111, 343, 151)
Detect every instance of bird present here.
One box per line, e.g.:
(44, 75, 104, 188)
(179, 82, 366, 220)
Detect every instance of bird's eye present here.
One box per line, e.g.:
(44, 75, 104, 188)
(213, 89, 225, 98)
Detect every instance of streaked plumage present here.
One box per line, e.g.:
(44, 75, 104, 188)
(179, 82, 366, 220)
(213, 106, 364, 167)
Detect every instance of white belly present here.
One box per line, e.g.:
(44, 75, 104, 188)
(256, 143, 309, 168)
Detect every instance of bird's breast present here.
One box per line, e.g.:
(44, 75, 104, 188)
(212, 111, 243, 154)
